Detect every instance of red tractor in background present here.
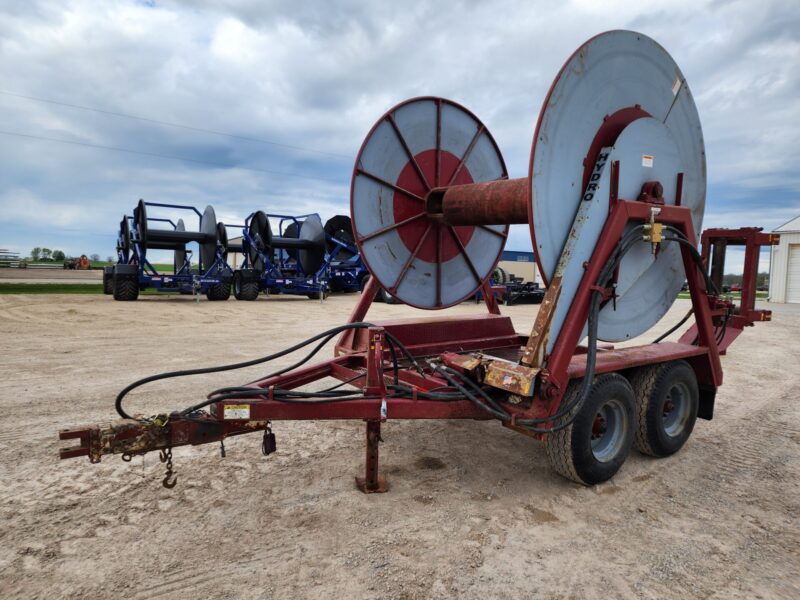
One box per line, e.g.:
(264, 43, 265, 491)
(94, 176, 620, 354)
(63, 254, 91, 270)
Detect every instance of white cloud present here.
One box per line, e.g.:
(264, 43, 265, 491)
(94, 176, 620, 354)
(0, 0, 797, 267)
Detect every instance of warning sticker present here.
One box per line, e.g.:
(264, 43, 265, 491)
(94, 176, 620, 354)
(671, 77, 682, 96)
(223, 404, 250, 420)
(642, 155, 654, 168)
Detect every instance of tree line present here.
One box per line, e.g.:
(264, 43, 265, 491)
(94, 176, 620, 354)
(29, 248, 109, 263)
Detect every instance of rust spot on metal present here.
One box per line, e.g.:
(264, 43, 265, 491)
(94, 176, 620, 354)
(441, 352, 484, 378)
(520, 276, 562, 368)
(484, 361, 539, 397)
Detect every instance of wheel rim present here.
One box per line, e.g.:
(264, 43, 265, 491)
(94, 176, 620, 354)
(662, 381, 690, 437)
(591, 397, 629, 463)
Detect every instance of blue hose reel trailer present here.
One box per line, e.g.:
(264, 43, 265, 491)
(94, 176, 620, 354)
(323, 215, 369, 294)
(232, 211, 328, 301)
(107, 199, 234, 301)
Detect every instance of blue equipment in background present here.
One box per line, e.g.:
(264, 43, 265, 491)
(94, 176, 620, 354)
(321, 215, 369, 294)
(106, 199, 234, 301)
(232, 211, 328, 301)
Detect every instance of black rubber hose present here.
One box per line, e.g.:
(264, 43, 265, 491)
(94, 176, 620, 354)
(439, 366, 507, 415)
(662, 226, 719, 296)
(432, 366, 510, 421)
(515, 228, 645, 431)
(385, 384, 462, 401)
(517, 226, 710, 431)
(115, 322, 378, 419)
(653, 308, 694, 344)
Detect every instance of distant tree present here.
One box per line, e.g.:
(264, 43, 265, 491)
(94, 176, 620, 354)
(52, 249, 66, 261)
(106, 256, 114, 263)
(722, 272, 770, 287)
(31, 247, 42, 261)
(722, 273, 741, 286)
(90, 253, 100, 262)
(41, 248, 52, 261)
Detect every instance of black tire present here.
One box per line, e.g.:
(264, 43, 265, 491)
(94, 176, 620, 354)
(628, 360, 699, 457)
(546, 373, 636, 485)
(112, 277, 139, 301)
(379, 288, 399, 304)
(306, 289, 330, 300)
(232, 271, 242, 300)
(233, 272, 259, 301)
(206, 283, 231, 301)
(102, 271, 113, 295)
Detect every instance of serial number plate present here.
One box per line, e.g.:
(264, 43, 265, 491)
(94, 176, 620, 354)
(223, 404, 250, 420)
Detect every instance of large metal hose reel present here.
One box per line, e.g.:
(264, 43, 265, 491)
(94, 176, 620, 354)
(324, 215, 358, 260)
(351, 30, 705, 348)
(117, 216, 131, 262)
(247, 211, 326, 275)
(134, 199, 225, 272)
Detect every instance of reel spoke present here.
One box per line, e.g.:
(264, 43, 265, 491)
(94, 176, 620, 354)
(447, 225, 482, 285)
(358, 213, 427, 243)
(386, 113, 431, 192)
(390, 222, 433, 294)
(446, 124, 484, 187)
(435, 224, 442, 307)
(435, 98, 442, 187)
(355, 168, 425, 203)
(479, 225, 507, 239)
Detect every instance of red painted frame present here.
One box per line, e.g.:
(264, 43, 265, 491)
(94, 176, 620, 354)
(59, 203, 774, 487)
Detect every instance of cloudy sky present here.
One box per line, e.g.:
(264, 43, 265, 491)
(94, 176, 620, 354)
(0, 0, 797, 271)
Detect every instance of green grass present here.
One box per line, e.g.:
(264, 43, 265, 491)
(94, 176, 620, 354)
(88, 261, 177, 271)
(677, 291, 768, 300)
(0, 283, 104, 294)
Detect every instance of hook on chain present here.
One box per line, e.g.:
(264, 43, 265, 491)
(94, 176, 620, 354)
(160, 446, 177, 489)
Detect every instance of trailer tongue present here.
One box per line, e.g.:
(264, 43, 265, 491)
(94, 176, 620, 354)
(60, 30, 778, 490)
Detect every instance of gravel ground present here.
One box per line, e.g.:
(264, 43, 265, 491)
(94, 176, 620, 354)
(0, 293, 797, 599)
(0, 267, 103, 284)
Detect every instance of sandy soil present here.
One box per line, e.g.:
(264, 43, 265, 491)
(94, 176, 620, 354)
(0, 293, 797, 599)
(0, 267, 103, 284)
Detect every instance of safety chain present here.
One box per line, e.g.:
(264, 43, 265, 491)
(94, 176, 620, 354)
(159, 446, 177, 489)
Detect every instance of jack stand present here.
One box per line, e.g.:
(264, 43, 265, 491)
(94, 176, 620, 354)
(355, 420, 388, 493)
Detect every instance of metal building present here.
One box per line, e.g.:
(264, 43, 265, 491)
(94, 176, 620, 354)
(497, 250, 538, 283)
(769, 215, 800, 303)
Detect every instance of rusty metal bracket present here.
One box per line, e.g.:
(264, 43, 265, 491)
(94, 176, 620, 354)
(520, 277, 562, 368)
(484, 360, 538, 397)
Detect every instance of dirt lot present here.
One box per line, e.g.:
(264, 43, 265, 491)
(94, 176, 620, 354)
(0, 293, 798, 599)
(0, 266, 103, 284)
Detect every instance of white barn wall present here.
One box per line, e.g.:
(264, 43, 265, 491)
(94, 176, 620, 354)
(769, 216, 800, 303)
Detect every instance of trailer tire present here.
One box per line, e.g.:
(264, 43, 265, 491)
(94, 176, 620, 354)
(206, 283, 231, 301)
(307, 289, 330, 300)
(379, 288, 399, 304)
(629, 360, 698, 457)
(233, 272, 259, 301)
(112, 277, 139, 301)
(546, 373, 635, 485)
(102, 268, 113, 295)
